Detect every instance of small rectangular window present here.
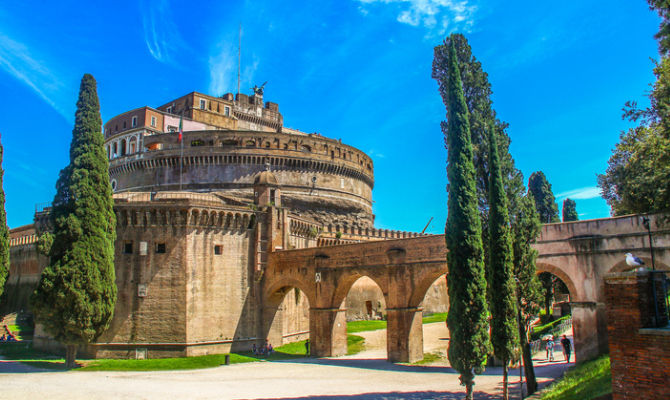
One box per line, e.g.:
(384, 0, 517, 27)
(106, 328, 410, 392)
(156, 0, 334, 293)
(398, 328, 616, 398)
(156, 243, 166, 254)
(123, 121, 127, 129)
(214, 245, 222, 255)
(151, 116, 157, 127)
(124, 241, 133, 254)
(224, 106, 230, 116)
(200, 99, 206, 110)
(132, 116, 137, 127)
(166, 106, 172, 114)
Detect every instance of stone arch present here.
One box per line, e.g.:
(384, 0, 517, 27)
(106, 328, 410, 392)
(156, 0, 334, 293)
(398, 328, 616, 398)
(331, 272, 388, 313)
(262, 277, 315, 349)
(536, 262, 583, 302)
(408, 270, 449, 308)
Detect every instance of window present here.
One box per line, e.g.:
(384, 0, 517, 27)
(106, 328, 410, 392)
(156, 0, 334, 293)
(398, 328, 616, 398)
(200, 99, 206, 110)
(214, 245, 222, 255)
(156, 243, 166, 254)
(224, 106, 230, 116)
(131, 116, 137, 127)
(166, 106, 172, 114)
(124, 241, 133, 254)
(123, 121, 127, 129)
(151, 116, 157, 127)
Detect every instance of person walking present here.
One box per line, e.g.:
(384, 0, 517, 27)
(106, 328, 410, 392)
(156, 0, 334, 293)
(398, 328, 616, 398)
(561, 335, 572, 363)
(546, 336, 555, 361)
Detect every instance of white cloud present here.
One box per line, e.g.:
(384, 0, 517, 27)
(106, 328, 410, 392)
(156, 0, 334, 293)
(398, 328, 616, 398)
(0, 32, 69, 120)
(356, 0, 477, 35)
(141, 0, 188, 64)
(208, 42, 237, 96)
(556, 186, 602, 200)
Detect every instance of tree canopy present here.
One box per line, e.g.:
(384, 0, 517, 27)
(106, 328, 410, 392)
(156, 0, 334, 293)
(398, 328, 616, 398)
(31, 74, 117, 368)
(562, 198, 578, 222)
(528, 171, 559, 223)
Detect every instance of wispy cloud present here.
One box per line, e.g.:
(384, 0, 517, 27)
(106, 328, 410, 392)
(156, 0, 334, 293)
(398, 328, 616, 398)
(208, 42, 237, 96)
(368, 149, 386, 159)
(356, 0, 477, 36)
(141, 0, 188, 65)
(0, 32, 69, 120)
(557, 186, 602, 200)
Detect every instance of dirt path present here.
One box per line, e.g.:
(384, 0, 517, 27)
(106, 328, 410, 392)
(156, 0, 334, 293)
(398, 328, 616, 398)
(0, 323, 574, 399)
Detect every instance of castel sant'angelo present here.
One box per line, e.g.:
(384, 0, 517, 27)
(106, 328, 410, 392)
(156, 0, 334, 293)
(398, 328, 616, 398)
(5, 88, 447, 359)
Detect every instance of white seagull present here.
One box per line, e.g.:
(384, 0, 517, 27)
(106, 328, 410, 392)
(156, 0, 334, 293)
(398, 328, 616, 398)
(625, 253, 645, 270)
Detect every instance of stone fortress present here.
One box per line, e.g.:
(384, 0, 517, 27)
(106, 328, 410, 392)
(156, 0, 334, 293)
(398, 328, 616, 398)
(4, 88, 447, 358)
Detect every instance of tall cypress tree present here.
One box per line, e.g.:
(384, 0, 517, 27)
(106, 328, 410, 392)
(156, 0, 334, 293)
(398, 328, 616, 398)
(487, 123, 518, 400)
(0, 136, 9, 298)
(31, 74, 117, 368)
(528, 171, 559, 223)
(562, 198, 578, 222)
(511, 194, 543, 395)
(438, 41, 490, 400)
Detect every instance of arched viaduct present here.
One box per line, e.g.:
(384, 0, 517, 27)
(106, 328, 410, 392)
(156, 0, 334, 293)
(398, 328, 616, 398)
(263, 213, 669, 364)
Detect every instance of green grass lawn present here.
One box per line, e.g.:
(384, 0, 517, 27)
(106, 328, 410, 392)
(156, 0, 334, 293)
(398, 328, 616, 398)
(346, 312, 447, 333)
(0, 314, 447, 372)
(531, 314, 571, 341)
(539, 355, 611, 400)
(411, 351, 444, 365)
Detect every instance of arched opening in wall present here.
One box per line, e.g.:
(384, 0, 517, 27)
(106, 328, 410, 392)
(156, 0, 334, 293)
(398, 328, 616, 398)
(263, 285, 311, 356)
(344, 276, 387, 358)
(120, 139, 127, 156)
(533, 270, 575, 362)
(419, 274, 449, 362)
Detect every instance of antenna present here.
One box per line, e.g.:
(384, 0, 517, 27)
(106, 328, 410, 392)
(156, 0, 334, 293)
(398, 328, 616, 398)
(237, 23, 241, 98)
(420, 217, 434, 234)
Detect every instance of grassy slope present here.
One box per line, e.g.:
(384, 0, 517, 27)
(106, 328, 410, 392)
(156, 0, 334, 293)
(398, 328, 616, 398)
(539, 355, 611, 400)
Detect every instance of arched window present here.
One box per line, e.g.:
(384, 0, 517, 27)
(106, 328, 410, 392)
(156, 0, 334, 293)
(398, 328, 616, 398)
(120, 139, 127, 156)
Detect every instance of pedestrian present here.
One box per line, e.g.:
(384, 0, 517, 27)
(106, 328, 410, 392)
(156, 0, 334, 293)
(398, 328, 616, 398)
(305, 339, 310, 355)
(546, 336, 555, 361)
(252, 343, 257, 355)
(561, 335, 572, 363)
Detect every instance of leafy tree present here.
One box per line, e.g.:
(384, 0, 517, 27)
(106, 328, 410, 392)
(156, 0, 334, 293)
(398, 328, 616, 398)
(0, 136, 8, 299)
(649, 0, 670, 56)
(511, 194, 543, 395)
(487, 123, 518, 400)
(562, 198, 578, 222)
(528, 171, 559, 223)
(598, 124, 670, 216)
(31, 74, 117, 368)
(436, 40, 491, 400)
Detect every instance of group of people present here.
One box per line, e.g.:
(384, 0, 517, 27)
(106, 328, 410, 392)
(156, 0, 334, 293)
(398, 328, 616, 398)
(545, 334, 572, 363)
(1, 324, 18, 342)
(252, 340, 274, 356)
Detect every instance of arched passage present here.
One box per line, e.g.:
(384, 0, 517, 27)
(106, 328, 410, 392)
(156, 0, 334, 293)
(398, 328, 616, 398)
(344, 275, 388, 358)
(418, 274, 449, 362)
(262, 279, 313, 351)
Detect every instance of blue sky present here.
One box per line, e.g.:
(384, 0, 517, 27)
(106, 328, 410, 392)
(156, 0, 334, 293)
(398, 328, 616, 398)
(0, 1, 661, 233)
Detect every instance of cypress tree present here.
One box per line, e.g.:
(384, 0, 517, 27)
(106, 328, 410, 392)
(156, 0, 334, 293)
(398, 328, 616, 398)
(562, 198, 578, 222)
(487, 123, 518, 400)
(439, 41, 490, 400)
(511, 194, 543, 395)
(0, 136, 9, 298)
(31, 74, 117, 368)
(527, 171, 559, 223)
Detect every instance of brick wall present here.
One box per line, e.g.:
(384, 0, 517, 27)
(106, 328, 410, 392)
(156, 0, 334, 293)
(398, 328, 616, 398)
(605, 271, 670, 400)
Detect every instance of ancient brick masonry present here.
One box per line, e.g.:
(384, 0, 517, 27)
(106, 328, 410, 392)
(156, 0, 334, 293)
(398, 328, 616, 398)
(604, 271, 670, 400)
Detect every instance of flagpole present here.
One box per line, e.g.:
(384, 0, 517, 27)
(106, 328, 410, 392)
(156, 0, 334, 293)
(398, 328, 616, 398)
(179, 114, 183, 191)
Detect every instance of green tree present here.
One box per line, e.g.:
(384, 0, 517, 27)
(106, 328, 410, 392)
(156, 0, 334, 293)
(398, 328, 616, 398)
(528, 171, 559, 223)
(0, 136, 9, 298)
(487, 123, 518, 400)
(31, 74, 117, 368)
(511, 194, 543, 395)
(436, 41, 491, 400)
(562, 198, 578, 222)
(649, 0, 670, 56)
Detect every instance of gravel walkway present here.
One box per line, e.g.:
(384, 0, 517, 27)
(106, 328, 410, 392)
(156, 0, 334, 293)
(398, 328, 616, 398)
(0, 323, 573, 399)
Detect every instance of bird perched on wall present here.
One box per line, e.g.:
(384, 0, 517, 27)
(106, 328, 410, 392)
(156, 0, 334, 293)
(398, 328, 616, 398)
(625, 253, 646, 271)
